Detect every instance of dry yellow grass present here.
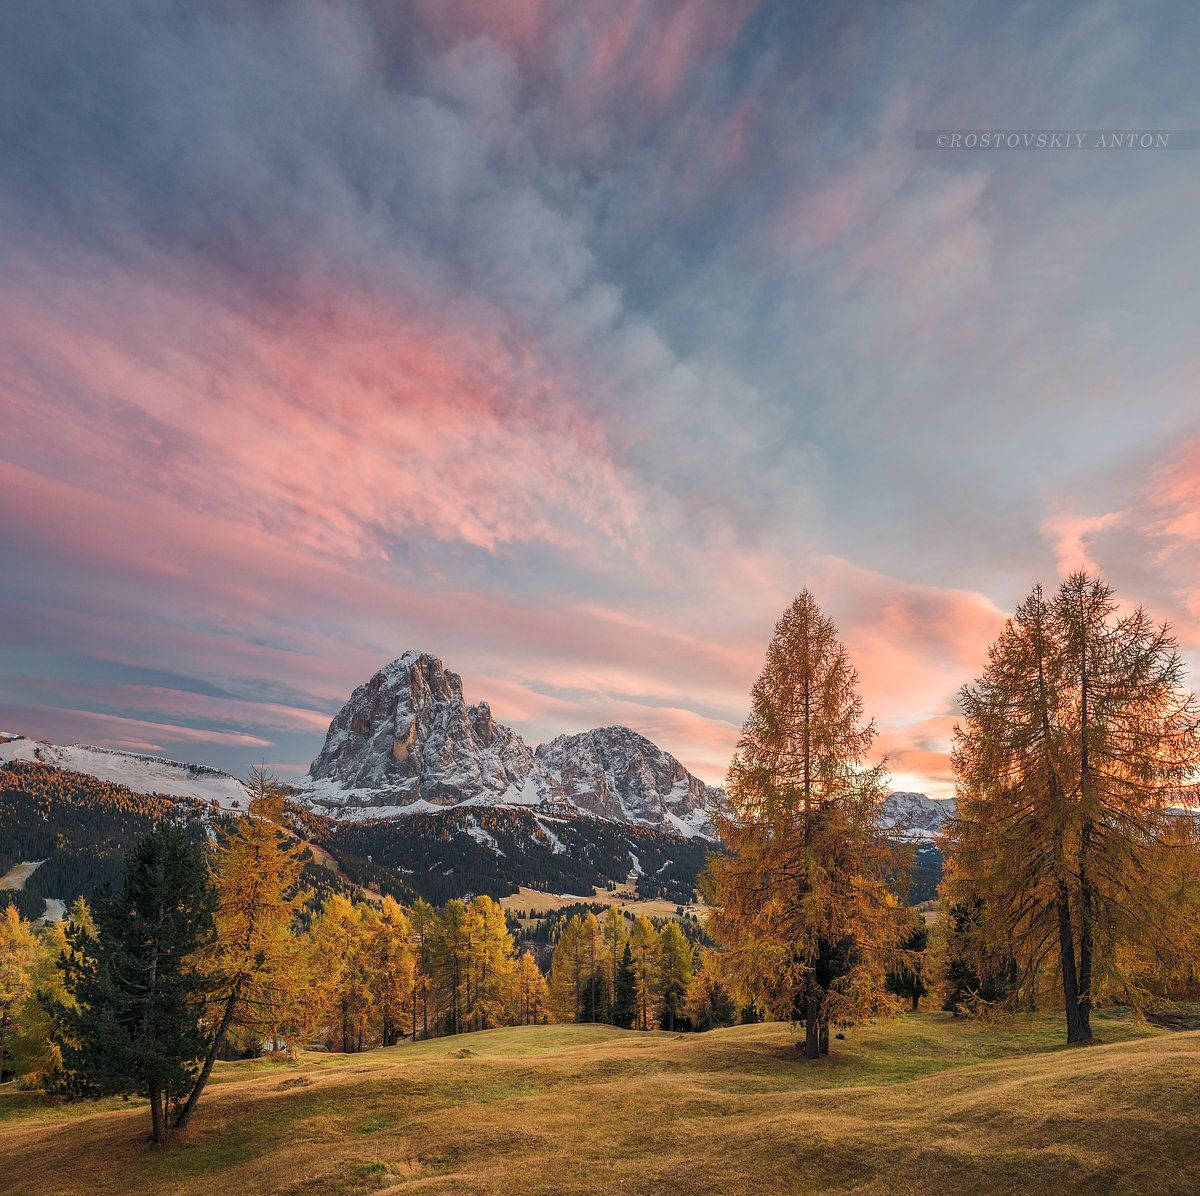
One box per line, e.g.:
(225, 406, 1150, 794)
(1, 1011, 1197, 1195)
(499, 883, 708, 921)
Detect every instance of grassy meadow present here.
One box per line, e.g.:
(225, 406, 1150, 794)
(2, 1010, 1197, 1195)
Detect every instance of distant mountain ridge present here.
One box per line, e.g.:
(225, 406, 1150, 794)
(2, 718, 956, 911)
(3, 668, 959, 911)
(300, 651, 722, 838)
(879, 790, 956, 841)
(2, 722, 957, 846)
(0, 732, 249, 809)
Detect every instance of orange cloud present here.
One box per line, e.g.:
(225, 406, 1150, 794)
(808, 556, 1007, 722)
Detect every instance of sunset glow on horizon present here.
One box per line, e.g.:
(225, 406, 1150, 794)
(4, 2, 1200, 797)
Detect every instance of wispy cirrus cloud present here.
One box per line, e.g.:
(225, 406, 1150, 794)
(2, 1, 1200, 790)
(0, 704, 272, 754)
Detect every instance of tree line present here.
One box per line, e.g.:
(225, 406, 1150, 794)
(3, 570, 1198, 1143)
(0, 773, 554, 1144)
(708, 575, 1200, 1057)
(544, 908, 731, 1032)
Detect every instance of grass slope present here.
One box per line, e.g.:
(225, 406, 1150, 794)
(2, 1012, 1197, 1195)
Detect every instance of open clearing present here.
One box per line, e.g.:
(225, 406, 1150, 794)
(499, 883, 708, 921)
(2, 1011, 1197, 1195)
(0, 859, 45, 890)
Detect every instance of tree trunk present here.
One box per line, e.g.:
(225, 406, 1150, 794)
(911, 991, 920, 1013)
(1078, 828, 1095, 1038)
(803, 976, 820, 1059)
(1057, 891, 1090, 1044)
(149, 1078, 167, 1146)
(174, 983, 240, 1130)
(1075, 592, 1095, 1041)
(818, 1022, 830, 1056)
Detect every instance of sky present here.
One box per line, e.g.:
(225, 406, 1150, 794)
(3, 1, 1200, 797)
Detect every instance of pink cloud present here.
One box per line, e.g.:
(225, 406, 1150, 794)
(11, 678, 332, 736)
(402, 0, 758, 124)
(2, 452, 1022, 790)
(1043, 436, 1200, 645)
(2, 265, 648, 567)
(1040, 510, 1121, 575)
(0, 705, 272, 753)
(873, 715, 959, 798)
(808, 556, 1007, 723)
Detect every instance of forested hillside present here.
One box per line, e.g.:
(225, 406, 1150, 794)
(0, 762, 210, 919)
(0, 761, 714, 918)
(318, 807, 710, 906)
(0, 762, 396, 919)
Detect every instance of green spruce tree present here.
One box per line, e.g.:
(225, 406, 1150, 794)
(885, 918, 930, 1012)
(57, 821, 215, 1144)
(612, 941, 637, 1029)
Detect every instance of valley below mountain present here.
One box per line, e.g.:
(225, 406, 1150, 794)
(0, 644, 952, 920)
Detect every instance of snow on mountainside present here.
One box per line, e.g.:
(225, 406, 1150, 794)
(879, 790, 956, 840)
(534, 726, 719, 839)
(0, 734, 249, 809)
(298, 652, 721, 838)
(307, 651, 533, 803)
(2, 673, 954, 853)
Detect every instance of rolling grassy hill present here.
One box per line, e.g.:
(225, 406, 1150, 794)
(2, 1011, 1197, 1194)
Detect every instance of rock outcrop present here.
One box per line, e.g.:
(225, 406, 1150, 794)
(302, 652, 720, 837)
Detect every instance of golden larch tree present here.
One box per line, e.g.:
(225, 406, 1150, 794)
(174, 768, 307, 1128)
(710, 590, 905, 1059)
(600, 906, 628, 1024)
(548, 915, 588, 1023)
(363, 896, 414, 1045)
(513, 951, 550, 1025)
(948, 573, 1200, 1042)
(629, 916, 660, 1031)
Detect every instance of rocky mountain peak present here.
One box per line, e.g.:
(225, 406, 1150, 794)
(879, 790, 956, 840)
(534, 725, 719, 836)
(307, 652, 534, 804)
(302, 653, 721, 837)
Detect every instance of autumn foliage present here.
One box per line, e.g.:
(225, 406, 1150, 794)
(709, 591, 908, 1058)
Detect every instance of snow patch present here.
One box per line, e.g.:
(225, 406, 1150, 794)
(0, 736, 248, 809)
(465, 822, 502, 854)
(536, 817, 567, 855)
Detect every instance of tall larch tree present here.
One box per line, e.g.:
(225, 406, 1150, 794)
(710, 590, 905, 1059)
(0, 906, 37, 1081)
(174, 769, 306, 1130)
(364, 897, 414, 1046)
(513, 951, 550, 1025)
(656, 921, 695, 1031)
(464, 896, 515, 1032)
(548, 916, 587, 1023)
(431, 899, 469, 1035)
(409, 898, 436, 1040)
(949, 573, 1200, 1043)
(601, 907, 628, 1024)
(629, 916, 660, 1031)
(7, 898, 94, 1086)
(309, 895, 372, 1050)
(580, 912, 602, 1023)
